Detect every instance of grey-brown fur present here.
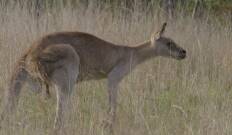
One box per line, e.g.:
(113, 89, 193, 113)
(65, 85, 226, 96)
(0, 23, 186, 134)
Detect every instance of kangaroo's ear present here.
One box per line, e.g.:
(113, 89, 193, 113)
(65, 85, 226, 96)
(153, 22, 167, 39)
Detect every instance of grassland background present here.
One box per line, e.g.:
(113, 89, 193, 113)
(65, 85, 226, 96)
(0, 0, 232, 135)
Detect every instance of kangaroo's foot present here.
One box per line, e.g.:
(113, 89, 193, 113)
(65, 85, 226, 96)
(101, 113, 116, 135)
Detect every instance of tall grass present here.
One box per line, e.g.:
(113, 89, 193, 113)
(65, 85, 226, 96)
(0, 1, 232, 135)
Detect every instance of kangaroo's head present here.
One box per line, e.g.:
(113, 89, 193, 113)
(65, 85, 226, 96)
(151, 23, 186, 60)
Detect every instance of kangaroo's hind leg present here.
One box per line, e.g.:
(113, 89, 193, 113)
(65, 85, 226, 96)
(38, 44, 80, 134)
(52, 66, 78, 133)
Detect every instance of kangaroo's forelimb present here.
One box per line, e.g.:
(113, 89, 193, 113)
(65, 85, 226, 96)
(106, 54, 137, 133)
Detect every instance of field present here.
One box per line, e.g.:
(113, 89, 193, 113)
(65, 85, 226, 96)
(0, 1, 232, 135)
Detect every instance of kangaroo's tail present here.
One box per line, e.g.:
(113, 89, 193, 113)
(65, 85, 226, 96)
(0, 54, 28, 122)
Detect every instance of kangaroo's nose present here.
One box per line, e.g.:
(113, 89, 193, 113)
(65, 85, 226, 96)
(179, 50, 186, 59)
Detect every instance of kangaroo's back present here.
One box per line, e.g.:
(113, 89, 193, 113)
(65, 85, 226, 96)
(26, 32, 129, 81)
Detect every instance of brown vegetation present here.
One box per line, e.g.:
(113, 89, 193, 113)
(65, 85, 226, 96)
(0, 1, 231, 135)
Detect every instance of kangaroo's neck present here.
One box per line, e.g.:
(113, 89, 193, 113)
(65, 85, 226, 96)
(133, 41, 157, 64)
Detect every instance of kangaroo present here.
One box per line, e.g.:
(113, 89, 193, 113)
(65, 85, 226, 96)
(0, 22, 186, 133)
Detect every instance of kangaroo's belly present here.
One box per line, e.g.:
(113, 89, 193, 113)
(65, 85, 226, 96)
(76, 53, 118, 81)
(78, 67, 108, 81)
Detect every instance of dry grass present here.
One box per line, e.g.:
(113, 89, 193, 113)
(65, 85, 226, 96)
(0, 2, 232, 135)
